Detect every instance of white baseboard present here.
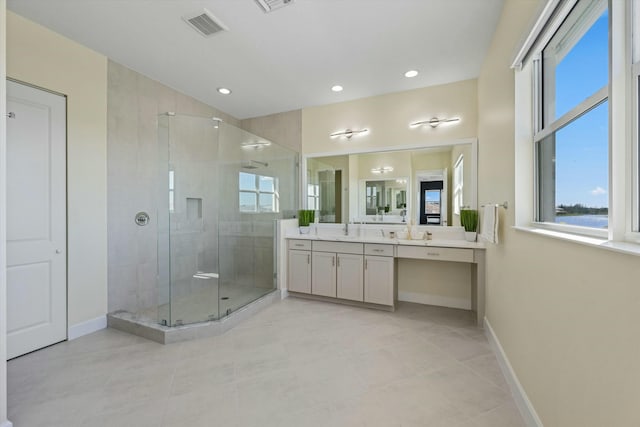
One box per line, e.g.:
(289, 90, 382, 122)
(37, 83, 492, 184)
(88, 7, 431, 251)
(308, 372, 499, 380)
(68, 315, 107, 340)
(484, 318, 543, 427)
(0, 420, 14, 427)
(398, 291, 471, 310)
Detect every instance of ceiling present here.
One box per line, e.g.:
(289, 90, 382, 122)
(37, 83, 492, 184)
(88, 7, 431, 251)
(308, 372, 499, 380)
(7, 0, 505, 120)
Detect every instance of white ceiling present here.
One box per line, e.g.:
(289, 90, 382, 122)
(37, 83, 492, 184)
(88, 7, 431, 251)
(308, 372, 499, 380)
(7, 0, 505, 119)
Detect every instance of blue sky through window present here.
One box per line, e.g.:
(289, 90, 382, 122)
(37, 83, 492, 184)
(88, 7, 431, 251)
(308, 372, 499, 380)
(553, 9, 608, 208)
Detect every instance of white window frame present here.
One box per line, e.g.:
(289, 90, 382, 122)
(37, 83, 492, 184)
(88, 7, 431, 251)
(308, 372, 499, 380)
(513, 0, 640, 248)
(307, 183, 319, 211)
(239, 172, 280, 213)
(532, 0, 609, 239)
(453, 154, 464, 215)
(630, 0, 640, 239)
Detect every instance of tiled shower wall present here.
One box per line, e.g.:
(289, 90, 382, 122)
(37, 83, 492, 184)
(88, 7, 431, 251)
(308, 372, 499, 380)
(106, 60, 239, 314)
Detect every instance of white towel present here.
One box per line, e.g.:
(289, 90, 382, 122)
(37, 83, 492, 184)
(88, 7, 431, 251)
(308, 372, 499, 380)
(480, 204, 499, 244)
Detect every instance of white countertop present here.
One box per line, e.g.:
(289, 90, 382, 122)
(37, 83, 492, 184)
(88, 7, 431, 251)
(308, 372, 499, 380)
(285, 234, 485, 249)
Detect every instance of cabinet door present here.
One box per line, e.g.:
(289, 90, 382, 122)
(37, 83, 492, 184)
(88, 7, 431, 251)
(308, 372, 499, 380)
(312, 252, 337, 297)
(364, 255, 394, 306)
(337, 253, 364, 302)
(288, 250, 311, 294)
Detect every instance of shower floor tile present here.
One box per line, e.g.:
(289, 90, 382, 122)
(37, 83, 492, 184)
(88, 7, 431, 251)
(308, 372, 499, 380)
(7, 299, 526, 427)
(137, 284, 274, 326)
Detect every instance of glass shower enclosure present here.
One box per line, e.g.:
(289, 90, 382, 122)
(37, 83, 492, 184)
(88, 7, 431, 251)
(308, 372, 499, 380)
(157, 114, 297, 327)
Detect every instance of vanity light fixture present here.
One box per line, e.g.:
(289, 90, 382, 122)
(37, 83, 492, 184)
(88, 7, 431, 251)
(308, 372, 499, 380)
(396, 178, 407, 184)
(330, 128, 368, 139)
(410, 117, 460, 128)
(217, 87, 232, 95)
(371, 166, 394, 174)
(212, 117, 223, 129)
(241, 140, 271, 150)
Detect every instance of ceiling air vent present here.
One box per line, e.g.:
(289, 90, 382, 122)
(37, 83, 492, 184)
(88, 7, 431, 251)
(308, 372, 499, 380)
(183, 9, 228, 37)
(255, 0, 295, 13)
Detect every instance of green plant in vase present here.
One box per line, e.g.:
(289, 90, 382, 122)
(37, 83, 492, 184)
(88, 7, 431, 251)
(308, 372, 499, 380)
(460, 208, 478, 242)
(298, 209, 315, 234)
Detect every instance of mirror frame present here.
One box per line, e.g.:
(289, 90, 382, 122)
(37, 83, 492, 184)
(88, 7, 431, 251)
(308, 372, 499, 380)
(301, 138, 478, 225)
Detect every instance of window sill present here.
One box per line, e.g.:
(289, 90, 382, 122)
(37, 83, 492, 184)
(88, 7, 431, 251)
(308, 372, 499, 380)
(513, 225, 640, 257)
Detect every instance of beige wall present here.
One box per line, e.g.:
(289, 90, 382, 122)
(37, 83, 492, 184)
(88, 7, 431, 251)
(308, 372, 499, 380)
(241, 110, 302, 153)
(7, 11, 108, 328)
(478, 1, 640, 426)
(302, 79, 477, 155)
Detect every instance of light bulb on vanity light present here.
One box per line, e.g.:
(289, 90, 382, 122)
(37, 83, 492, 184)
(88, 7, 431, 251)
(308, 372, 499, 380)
(371, 166, 394, 174)
(410, 117, 460, 128)
(330, 128, 369, 139)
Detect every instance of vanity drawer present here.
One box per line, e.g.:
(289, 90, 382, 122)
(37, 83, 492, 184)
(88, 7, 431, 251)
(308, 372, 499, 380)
(396, 246, 473, 263)
(364, 243, 394, 257)
(288, 239, 311, 250)
(312, 241, 363, 255)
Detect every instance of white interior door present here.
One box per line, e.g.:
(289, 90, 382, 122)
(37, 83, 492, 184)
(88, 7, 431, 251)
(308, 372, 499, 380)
(6, 80, 67, 359)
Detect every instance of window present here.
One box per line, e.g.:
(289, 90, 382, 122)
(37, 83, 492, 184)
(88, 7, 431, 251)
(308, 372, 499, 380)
(453, 154, 464, 215)
(239, 172, 279, 213)
(514, 0, 640, 246)
(307, 183, 319, 210)
(634, 0, 640, 233)
(534, 0, 609, 232)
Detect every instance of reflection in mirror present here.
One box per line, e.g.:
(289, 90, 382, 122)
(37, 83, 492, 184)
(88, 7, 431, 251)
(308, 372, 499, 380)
(304, 141, 476, 226)
(363, 179, 408, 222)
(307, 156, 345, 223)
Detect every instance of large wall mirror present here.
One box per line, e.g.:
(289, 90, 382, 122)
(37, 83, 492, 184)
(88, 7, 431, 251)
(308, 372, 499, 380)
(303, 140, 477, 226)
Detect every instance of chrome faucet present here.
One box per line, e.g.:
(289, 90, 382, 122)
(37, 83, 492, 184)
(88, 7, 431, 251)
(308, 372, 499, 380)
(344, 223, 349, 236)
(400, 209, 407, 222)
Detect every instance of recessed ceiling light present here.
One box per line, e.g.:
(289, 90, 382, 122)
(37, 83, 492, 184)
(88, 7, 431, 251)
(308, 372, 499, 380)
(217, 87, 232, 95)
(331, 85, 343, 92)
(404, 70, 419, 78)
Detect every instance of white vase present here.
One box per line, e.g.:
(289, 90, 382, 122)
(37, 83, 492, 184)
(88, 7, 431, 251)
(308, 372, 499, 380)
(299, 226, 311, 234)
(464, 231, 477, 242)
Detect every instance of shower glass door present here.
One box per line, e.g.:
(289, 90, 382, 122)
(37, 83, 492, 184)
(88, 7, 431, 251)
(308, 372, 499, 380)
(158, 114, 221, 326)
(217, 123, 298, 315)
(158, 115, 297, 326)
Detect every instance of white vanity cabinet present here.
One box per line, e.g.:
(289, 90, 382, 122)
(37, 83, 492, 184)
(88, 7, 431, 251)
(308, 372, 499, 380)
(286, 238, 398, 309)
(288, 240, 312, 294)
(311, 251, 337, 297)
(364, 244, 395, 306)
(311, 241, 365, 302)
(336, 253, 364, 301)
(285, 236, 485, 324)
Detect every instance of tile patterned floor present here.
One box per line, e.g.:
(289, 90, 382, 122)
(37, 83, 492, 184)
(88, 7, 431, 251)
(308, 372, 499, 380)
(8, 299, 525, 427)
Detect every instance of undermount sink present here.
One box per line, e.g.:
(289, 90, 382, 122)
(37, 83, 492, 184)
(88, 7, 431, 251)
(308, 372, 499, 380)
(334, 235, 360, 241)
